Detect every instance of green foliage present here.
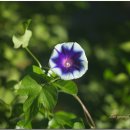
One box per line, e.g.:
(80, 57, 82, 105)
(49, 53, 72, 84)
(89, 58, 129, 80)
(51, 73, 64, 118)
(38, 85, 58, 111)
(54, 80, 78, 95)
(32, 65, 45, 75)
(48, 111, 85, 128)
(16, 120, 32, 129)
(104, 70, 129, 84)
(15, 64, 80, 128)
(120, 41, 130, 53)
(1, 2, 130, 129)
(12, 20, 32, 48)
(17, 75, 41, 96)
(16, 74, 58, 128)
(13, 61, 80, 129)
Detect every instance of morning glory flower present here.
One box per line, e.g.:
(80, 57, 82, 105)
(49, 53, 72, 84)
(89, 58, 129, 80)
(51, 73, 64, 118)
(49, 42, 88, 80)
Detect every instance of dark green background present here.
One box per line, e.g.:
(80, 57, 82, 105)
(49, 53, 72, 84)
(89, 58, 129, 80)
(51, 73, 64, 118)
(0, 1, 130, 128)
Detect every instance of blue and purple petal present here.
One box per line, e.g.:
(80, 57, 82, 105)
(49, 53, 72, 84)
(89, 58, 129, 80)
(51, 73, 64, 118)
(49, 42, 88, 80)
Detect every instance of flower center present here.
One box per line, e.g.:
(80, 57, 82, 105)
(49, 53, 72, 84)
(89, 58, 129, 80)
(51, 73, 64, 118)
(63, 58, 73, 68)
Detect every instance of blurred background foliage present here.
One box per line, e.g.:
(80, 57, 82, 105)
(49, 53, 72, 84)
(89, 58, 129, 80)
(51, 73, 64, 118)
(0, 1, 130, 128)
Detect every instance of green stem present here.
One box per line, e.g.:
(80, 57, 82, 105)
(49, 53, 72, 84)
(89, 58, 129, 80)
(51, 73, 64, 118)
(49, 77, 60, 84)
(73, 95, 96, 129)
(25, 47, 42, 68)
(41, 77, 60, 87)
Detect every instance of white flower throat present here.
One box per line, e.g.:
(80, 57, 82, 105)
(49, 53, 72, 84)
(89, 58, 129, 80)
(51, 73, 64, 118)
(63, 58, 73, 68)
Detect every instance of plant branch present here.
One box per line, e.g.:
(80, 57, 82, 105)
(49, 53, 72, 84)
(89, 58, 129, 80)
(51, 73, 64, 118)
(73, 95, 96, 129)
(25, 47, 42, 68)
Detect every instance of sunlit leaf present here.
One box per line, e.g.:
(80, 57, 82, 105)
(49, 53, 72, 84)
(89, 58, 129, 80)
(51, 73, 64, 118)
(26, 65, 51, 83)
(113, 73, 128, 83)
(48, 111, 84, 128)
(120, 41, 130, 52)
(12, 20, 32, 48)
(0, 87, 15, 104)
(16, 120, 32, 129)
(17, 75, 42, 127)
(53, 80, 78, 95)
(73, 121, 85, 129)
(12, 29, 32, 48)
(39, 85, 58, 110)
(32, 65, 45, 75)
(17, 75, 41, 96)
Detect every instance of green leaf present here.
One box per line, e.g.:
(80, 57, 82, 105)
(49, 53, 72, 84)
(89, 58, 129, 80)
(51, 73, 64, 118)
(39, 85, 58, 110)
(32, 65, 51, 82)
(103, 69, 115, 80)
(73, 121, 85, 129)
(12, 29, 32, 48)
(11, 103, 23, 118)
(6, 80, 18, 89)
(0, 99, 10, 111)
(48, 111, 76, 128)
(53, 80, 78, 95)
(12, 19, 32, 48)
(113, 73, 128, 83)
(23, 19, 32, 30)
(48, 111, 84, 129)
(104, 69, 128, 83)
(120, 41, 130, 52)
(17, 75, 58, 126)
(16, 120, 32, 129)
(17, 75, 41, 96)
(17, 75, 42, 126)
(26, 65, 51, 83)
(125, 62, 130, 74)
(32, 65, 45, 75)
(23, 95, 39, 123)
(23, 95, 36, 112)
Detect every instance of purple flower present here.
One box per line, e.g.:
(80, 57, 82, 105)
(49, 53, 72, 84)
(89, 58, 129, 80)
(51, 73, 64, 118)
(49, 42, 88, 80)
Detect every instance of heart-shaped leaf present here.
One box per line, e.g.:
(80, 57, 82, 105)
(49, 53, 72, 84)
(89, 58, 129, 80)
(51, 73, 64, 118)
(12, 20, 32, 48)
(12, 29, 32, 48)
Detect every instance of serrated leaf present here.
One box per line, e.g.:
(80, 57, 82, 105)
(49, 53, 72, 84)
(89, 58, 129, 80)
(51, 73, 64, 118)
(12, 29, 32, 48)
(39, 85, 58, 110)
(17, 75, 41, 96)
(53, 80, 78, 95)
